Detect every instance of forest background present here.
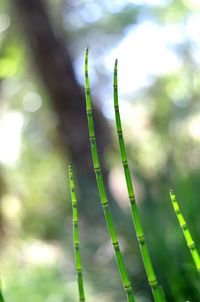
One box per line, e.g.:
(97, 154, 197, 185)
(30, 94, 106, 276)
(0, 0, 200, 301)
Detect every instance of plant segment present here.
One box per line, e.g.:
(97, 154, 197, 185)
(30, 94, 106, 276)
(69, 165, 86, 302)
(113, 59, 164, 302)
(169, 189, 200, 275)
(84, 48, 135, 302)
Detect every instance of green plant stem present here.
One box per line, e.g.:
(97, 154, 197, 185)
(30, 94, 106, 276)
(169, 189, 200, 275)
(113, 59, 164, 302)
(69, 165, 86, 302)
(84, 48, 135, 302)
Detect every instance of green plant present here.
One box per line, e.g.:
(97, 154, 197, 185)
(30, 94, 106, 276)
(1, 49, 199, 302)
(169, 189, 200, 275)
(84, 47, 135, 302)
(113, 59, 164, 302)
(69, 165, 86, 302)
(78, 48, 199, 301)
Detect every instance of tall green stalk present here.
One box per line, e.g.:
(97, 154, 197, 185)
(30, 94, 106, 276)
(68, 165, 86, 302)
(113, 59, 164, 302)
(84, 48, 135, 302)
(169, 189, 200, 275)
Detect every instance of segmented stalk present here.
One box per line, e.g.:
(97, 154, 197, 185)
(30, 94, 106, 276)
(84, 48, 135, 302)
(169, 189, 200, 275)
(113, 59, 164, 302)
(68, 165, 86, 302)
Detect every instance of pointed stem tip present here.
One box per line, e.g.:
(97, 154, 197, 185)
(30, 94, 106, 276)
(114, 59, 118, 68)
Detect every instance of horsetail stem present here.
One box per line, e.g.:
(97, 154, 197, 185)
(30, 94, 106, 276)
(169, 189, 200, 275)
(84, 48, 135, 302)
(68, 165, 86, 302)
(113, 59, 164, 302)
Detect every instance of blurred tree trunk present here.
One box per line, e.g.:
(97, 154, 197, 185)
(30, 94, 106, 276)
(12, 0, 110, 177)
(12, 0, 112, 221)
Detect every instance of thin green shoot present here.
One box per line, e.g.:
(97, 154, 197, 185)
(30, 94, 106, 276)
(68, 165, 86, 302)
(84, 48, 135, 302)
(169, 189, 200, 275)
(113, 59, 165, 302)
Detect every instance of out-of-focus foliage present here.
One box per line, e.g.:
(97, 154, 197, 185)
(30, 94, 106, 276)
(0, 0, 200, 301)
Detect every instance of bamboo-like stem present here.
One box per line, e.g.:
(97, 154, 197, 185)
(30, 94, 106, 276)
(169, 189, 200, 275)
(113, 59, 164, 302)
(84, 48, 135, 302)
(68, 165, 86, 302)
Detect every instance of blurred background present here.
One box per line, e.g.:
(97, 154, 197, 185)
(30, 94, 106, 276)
(0, 0, 200, 301)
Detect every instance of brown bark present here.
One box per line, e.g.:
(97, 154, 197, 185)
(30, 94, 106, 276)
(12, 0, 110, 177)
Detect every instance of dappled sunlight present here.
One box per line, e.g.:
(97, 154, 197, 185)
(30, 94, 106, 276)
(188, 115, 200, 140)
(0, 111, 24, 165)
(106, 21, 182, 94)
(1, 194, 22, 236)
(22, 240, 63, 265)
(22, 92, 42, 113)
(182, 0, 200, 9)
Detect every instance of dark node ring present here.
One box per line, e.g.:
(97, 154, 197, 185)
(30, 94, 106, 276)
(89, 135, 95, 139)
(123, 283, 132, 294)
(175, 209, 181, 214)
(76, 268, 82, 274)
(74, 242, 80, 248)
(113, 242, 119, 251)
(181, 222, 187, 230)
(149, 278, 158, 289)
(129, 197, 135, 204)
(137, 235, 145, 245)
(94, 166, 101, 173)
(188, 241, 195, 250)
(123, 161, 128, 168)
